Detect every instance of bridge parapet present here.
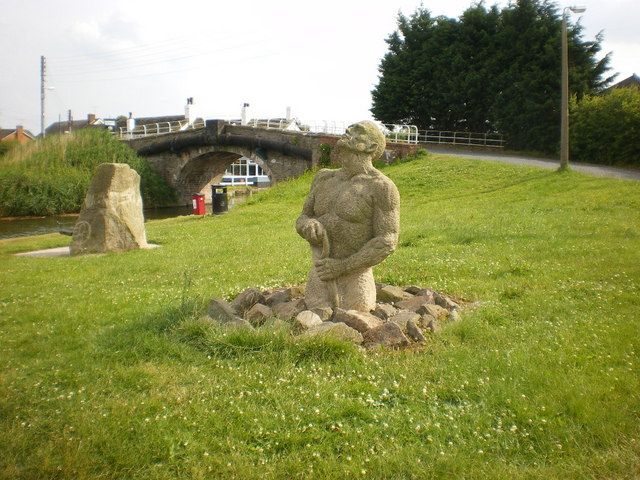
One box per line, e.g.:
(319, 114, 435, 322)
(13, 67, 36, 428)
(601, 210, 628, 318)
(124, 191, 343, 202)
(123, 120, 421, 205)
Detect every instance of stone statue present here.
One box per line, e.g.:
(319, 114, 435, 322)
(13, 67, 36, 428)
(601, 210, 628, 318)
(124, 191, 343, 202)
(296, 121, 400, 312)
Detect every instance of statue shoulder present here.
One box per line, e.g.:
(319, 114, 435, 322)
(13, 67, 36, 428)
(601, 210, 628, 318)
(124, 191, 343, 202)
(311, 168, 337, 186)
(370, 171, 400, 207)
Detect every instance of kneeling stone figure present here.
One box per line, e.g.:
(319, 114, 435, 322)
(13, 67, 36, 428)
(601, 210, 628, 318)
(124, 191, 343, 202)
(296, 121, 400, 312)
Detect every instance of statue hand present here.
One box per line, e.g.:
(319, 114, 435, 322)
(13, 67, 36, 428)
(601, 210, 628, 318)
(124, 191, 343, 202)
(315, 258, 345, 281)
(302, 219, 326, 246)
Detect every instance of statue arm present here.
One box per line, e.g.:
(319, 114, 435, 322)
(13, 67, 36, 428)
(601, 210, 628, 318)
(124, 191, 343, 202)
(296, 170, 330, 245)
(315, 180, 400, 281)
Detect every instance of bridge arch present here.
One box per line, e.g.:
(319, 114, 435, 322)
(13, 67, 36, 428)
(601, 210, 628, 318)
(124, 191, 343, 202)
(144, 143, 309, 204)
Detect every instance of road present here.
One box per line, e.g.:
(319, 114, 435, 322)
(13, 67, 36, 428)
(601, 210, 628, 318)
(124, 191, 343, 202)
(424, 146, 640, 181)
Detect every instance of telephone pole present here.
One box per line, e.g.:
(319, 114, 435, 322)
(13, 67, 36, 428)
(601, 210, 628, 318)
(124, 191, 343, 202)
(40, 55, 46, 137)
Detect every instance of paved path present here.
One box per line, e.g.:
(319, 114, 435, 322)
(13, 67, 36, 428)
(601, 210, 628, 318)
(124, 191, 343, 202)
(425, 146, 640, 181)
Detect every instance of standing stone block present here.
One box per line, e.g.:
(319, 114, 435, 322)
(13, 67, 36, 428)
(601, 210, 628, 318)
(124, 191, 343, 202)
(71, 163, 148, 255)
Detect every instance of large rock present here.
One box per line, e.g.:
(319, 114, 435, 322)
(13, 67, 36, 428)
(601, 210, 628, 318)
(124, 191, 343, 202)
(272, 298, 306, 320)
(406, 319, 426, 343)
(433, 292, 459, 311)
(245, 303, 273, 326)
(207, 298, 242, 324)
(395, 295, 435, 313)
(420, 314, 440, 333)
(388, 310, 421, 331)
(264, 289, 292, 307)
(334, 309, 383, 334)
(231, 288, 265, 315)
(372, 303, 397, 321)
(417, 303, 449, 319)
(70, 163, 148, 255)
(362, 323, 409, 349)
(301, 322, 363, 344)
(377, 285, 413, 303)
(403, 285, 424, 295)
(293, 310, 323, 333)
(311, 307, 333, 322)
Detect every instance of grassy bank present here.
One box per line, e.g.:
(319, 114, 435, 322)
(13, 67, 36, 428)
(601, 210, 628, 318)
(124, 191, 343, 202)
(1, 154, 639, 479)
(0, 129, 176, 216)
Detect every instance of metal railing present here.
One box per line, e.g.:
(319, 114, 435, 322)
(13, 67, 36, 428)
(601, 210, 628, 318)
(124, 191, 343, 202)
(114, 116, 502, 148)
(117, 118, 206, 139)
(418, 130, 504, 148)
(240, 119, 420, 145)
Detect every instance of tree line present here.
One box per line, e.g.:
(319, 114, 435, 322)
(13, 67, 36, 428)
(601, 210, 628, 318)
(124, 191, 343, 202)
(371, 0, 614, 154)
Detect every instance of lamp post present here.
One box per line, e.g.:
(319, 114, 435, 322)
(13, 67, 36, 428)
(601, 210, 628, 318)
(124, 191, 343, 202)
(560, 5, 586, 171)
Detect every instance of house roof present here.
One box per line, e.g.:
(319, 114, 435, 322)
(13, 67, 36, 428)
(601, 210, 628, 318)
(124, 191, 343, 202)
(115, 115, 186, 129)
(44, 119, 100, 136)
(609, 73, 640, 90)
(0, 127, 35, 140)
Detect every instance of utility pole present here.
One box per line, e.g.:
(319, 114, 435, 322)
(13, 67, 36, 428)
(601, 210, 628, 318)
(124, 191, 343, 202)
(40, 55, 46, 137)
(559, 5, 586, 171)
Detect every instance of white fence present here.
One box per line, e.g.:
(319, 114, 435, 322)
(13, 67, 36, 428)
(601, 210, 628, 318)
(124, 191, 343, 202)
(241, 119, 420, 145)
(115, 117, 504, 148)
(419, 130, 504, 148)
(117, 119, 206, 139)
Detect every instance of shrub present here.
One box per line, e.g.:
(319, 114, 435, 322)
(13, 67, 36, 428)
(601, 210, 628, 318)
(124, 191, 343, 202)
(0, 129, 176, 216)
(570, 88, 640, 166)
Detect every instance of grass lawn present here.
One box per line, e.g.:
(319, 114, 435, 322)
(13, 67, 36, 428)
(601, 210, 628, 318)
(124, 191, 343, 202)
(1, 153, 639, 479)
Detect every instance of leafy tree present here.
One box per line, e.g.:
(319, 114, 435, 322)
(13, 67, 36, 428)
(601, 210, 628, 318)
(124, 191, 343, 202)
(570, 88, 640, 165)
(371, 0, 613, 153)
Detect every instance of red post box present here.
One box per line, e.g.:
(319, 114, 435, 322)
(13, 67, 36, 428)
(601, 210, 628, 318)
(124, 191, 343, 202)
(191, 193, 206, 215)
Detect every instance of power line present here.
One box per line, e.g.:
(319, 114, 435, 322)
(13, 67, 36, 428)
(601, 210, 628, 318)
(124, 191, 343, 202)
(48, 51, 280, 84)
(48, 36, 192, 61)
(48, 40, 275, 77)
(50, 41, 195, 70)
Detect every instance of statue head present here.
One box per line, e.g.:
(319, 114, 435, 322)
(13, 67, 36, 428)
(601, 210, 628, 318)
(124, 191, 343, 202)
(337, 120, 386, 161)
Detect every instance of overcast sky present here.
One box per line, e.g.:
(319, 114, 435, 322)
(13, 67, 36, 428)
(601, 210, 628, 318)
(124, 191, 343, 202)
(1, 0, 638, 133)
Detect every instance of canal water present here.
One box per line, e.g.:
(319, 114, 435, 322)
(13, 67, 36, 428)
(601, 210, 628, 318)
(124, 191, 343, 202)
(0, 197, 247, 240)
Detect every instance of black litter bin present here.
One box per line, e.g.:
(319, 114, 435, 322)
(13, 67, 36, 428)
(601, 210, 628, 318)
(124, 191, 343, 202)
(211, 185, 228, 214)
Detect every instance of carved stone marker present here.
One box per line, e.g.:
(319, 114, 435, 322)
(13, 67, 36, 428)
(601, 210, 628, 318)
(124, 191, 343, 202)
(296, 121, 400, 312)
(70, 163, 148, 255)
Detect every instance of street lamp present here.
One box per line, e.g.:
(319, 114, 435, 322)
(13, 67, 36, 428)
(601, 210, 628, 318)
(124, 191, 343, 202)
(560, 5, 586, 170)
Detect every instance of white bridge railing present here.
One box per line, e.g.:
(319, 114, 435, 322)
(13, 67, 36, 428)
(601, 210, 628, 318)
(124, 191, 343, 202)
(419, 130, 504, 148)
(116, 117, 504, 148)
(117, 119, 206, 139)
(240, 119, 420, 145)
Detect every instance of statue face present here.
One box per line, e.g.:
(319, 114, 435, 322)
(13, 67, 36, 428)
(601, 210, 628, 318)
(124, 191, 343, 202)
(337, 123, 373, 154)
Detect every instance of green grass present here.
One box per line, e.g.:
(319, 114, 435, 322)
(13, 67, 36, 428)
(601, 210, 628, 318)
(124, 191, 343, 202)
(1, 153, 639, 479)
(0, 129, 176, 216)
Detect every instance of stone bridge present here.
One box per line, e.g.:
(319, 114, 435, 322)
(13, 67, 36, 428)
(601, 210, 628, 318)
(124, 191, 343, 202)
(125, 120, 417, 204)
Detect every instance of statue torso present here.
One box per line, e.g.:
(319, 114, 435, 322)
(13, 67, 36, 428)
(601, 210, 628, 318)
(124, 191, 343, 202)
(312, 170, 379, 258)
